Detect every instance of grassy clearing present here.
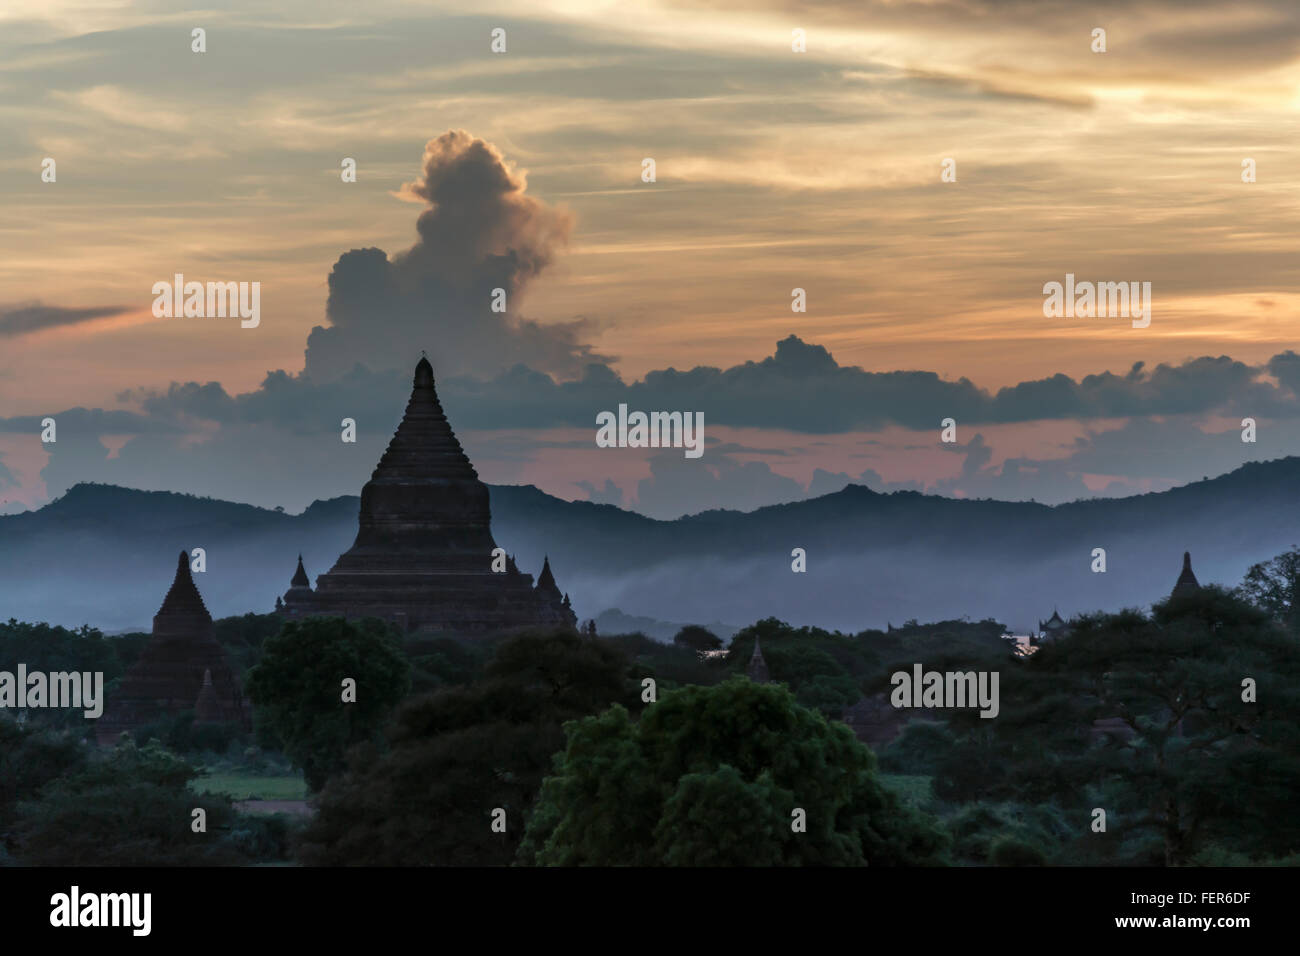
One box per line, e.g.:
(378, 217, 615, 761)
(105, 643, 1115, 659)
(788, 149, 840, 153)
(878, 773, 934, 809)
(190, 772, 308, 801)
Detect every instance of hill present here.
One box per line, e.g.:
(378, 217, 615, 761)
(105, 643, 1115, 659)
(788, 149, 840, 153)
(2, 457, 1298, 631)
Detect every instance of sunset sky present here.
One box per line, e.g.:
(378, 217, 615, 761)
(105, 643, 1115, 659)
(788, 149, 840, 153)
(3, 0, 1299, 516)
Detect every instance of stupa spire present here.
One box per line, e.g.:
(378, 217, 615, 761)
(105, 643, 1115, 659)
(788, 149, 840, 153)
(366, 355, 477, 482)
(536, 555, 560, 596)
(291, 554, 310, 588)
(158, 550, 210, 620)
(1172, 551, 1200, 598)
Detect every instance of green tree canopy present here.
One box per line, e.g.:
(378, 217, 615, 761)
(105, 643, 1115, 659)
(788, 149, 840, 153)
(672, 625, 723, 652)
(12, 736, 244, 866)
(937, 587, 1300, 865)
(295, 630, 637, 865)
(244, 616, 410, 791)
(519, 677, 949, 866)
(0, 719, 87, 849)
(1238, 545, 1300, 636)
(0, 620, 131, 732)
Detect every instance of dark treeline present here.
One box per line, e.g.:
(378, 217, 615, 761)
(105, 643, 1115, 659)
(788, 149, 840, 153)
(2, 546, 1298, 866)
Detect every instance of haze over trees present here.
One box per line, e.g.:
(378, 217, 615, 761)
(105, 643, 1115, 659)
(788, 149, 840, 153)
(4, 544, 1300, 867)
(10, 459, 1300, 632)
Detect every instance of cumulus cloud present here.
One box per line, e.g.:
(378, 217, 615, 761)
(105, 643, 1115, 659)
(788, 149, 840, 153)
(304, 130, 606, 382)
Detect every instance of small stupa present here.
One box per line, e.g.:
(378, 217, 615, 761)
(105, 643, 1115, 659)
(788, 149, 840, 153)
(97, 552, 251, 744)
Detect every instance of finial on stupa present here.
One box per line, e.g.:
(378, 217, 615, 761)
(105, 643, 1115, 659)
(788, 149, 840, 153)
(414, 354, 434, 386)
(1172, 550, 1200, 597)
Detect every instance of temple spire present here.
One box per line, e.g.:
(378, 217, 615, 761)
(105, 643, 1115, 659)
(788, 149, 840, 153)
(291, 554, 310, 588)
(536, 556, 561, 599)
(1172, 550, 1200, 598)
(414, 355, 434, 387)
(746, 637, 771, 683)
(158, 550, 209, 620)
(365, 355, 478, 483)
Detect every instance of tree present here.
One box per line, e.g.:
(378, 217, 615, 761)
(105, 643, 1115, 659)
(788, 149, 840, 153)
(295, 630, 637, 865)
(519, 677, 949, 866)
(940, 588, 1300, 865)
(244, 616, 410, 791)
(724, 618, 877, 718)
(0, 620, 127, 732)
(12, 736, 244, 866)
(1238, 545, 1300, 636)
(672, 625, 722, 653)
(0, 719, 87, 851)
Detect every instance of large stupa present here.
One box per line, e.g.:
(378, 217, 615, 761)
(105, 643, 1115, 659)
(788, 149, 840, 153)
(279, 356, 577, 635)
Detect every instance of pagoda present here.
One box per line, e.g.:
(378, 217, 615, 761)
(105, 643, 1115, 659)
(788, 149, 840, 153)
(745, 637, 771, 683)
(1036, 608, 1070, 644)
(280, 356, 577, 635)
(96, 552, 251, 744)
(1171, 551, 1200, 599)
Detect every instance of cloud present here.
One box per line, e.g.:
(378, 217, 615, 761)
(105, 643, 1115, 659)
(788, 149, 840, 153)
(0, 302, 129, 338)
(303, 130, 605, 382)
(634, 450, 805, 519)
(61, 334, 1300, 441)
(576, 477, 624, 506)
(438, 337, 1300, 433)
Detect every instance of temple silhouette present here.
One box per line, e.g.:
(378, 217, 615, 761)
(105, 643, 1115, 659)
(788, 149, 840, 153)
(96, 551, 251, 745)
(277, 355, 577, 634)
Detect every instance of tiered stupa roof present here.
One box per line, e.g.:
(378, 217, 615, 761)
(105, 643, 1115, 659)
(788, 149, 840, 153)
(296, 356, 577, 634)
(97, 552, 251, 744)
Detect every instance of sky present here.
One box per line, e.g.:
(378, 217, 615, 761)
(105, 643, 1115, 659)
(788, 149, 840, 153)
(2, 0, 1299, 517)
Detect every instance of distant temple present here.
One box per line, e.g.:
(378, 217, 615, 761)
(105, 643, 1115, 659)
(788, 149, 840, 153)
(1171, 551, 1200, 599)
(97, 552, 251, 745)
(277, 356, 577, 635)
(745, 637, 771, 683)
(1036, 608, 1070, 644)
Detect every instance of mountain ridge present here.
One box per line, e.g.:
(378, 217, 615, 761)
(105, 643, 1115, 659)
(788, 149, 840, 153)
(2, 456, 1298, 633)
